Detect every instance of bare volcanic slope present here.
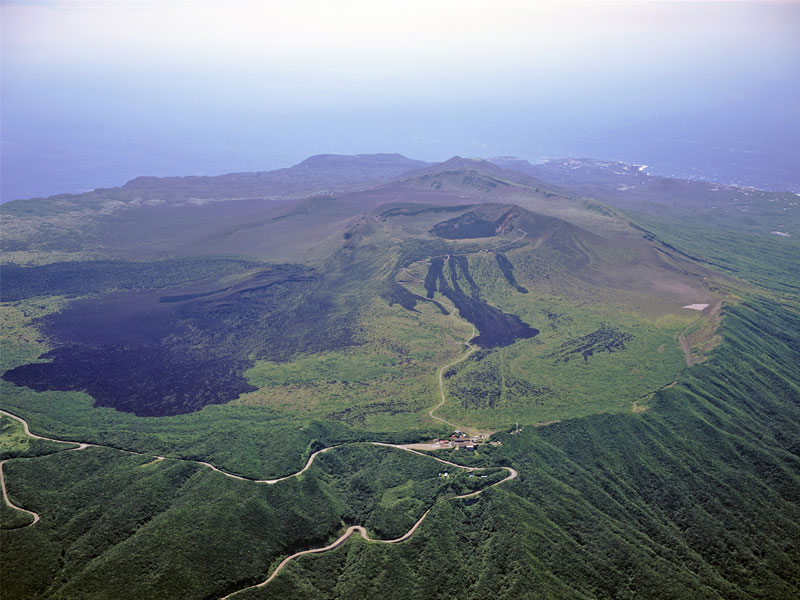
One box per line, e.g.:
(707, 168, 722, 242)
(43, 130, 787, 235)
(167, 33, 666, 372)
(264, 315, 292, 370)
(1, 196, 714, 419)
(490, 156, 800, 294)
(379, 200, 725, 429)
(0, 153, 429, 258)
(490, 155, 800, 226)
(399, 156, 563, 193)
(386, 200, 716, 345)
(1, 155, 570, 261)
(118, 153, 430, 202)
(334, 156, 569, 209)
(430, 203, 564, 240)
(437, 203, 715, 307)
(1, 159, 574, 418)
(2, 156, 718, 421)
(6, 153, 429, 209)
(3, 155, 554, 260)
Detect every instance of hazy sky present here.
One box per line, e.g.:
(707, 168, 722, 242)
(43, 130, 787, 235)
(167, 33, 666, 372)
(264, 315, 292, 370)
(2, 0, 799, 200)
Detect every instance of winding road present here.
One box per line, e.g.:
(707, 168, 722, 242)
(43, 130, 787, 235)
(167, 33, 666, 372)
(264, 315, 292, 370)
(0, 408, 345, 486)
(0, 408, 517, 597)
(0, 459, 40, 525)
(216, 234, 530, 593)
(1, 232, 528, 592)
(221, 461, 517, 599)
(388, 282, 477, 430)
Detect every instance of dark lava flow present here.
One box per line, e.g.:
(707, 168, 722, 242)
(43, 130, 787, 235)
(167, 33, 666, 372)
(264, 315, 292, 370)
(2, 264, 355, 417)
(424, 256, 538, 348)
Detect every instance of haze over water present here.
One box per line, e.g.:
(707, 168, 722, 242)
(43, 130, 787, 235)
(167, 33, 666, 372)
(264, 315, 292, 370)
(2, 0, 799, 201)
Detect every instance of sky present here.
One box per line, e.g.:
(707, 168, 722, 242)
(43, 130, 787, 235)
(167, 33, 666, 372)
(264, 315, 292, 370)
(2, 0, 799, 200)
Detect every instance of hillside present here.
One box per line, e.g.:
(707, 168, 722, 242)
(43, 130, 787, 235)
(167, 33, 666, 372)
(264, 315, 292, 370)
(489, 156, 800, 294)
(1, 154, 798, 599)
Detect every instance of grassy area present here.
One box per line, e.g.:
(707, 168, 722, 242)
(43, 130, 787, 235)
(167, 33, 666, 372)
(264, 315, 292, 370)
(238, 296, 800, 600)
(413, 244, 708, 429)
(235, 296, 467, 431)
(630, 214, 800, 296)
(0, 413, 76, 460)
(0, 296, 71, 373)
(246, 352, 406, 387)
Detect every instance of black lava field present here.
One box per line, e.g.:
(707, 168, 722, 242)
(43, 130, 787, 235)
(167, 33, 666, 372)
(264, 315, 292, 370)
(424, 256, 538, 348)
(2, 263, 356, 416)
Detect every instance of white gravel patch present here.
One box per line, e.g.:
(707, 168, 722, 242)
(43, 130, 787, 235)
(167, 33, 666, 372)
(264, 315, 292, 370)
(683, 304, 709, 311)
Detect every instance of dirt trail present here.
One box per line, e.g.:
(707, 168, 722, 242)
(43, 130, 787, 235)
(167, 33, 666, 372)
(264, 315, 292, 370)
(396, 229, 528, 434)
(0, 410, 517, 534)
(678, 332, 694, 367)
(381, 273, 477, 432)
(219, 516, 433, 600)
(427, 230, 528, 262)
(399, 267, 425, 284)
(0, 407, 337, 483)
(430, 322, 476, 429)
(0, 411, 93, 528)
(194, 446, 337, 485)
(0, 409, 345, 526)
(397, 284, 480, 433)
(0, 409, 83, 447)
(371, 442, 483, 470)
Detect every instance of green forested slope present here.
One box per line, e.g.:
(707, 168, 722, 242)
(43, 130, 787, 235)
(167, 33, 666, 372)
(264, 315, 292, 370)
(260, 297, 800, 599)
(0, 443, 500, 600)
